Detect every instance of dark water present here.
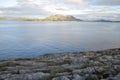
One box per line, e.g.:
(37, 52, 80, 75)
(0, 21, 120, 59)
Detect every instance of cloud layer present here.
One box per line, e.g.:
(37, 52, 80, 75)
(0, 0, 120, 20)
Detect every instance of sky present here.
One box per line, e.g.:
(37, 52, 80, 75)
(0, 0, 120, 20)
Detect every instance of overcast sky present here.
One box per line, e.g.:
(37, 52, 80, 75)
(0, 0, 120, 20)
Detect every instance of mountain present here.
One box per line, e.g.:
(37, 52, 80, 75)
(11, 14, 82, 21)
(42, 14, 82, 21)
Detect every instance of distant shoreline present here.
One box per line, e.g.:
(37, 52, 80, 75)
(0, 20, 120, 23)
(1, 14, 120, 22)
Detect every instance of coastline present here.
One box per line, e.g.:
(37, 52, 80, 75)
(0, 19, 90, 22)
(0, 48, 120, 80)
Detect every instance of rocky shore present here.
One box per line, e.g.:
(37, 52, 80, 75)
(0, 48, 120, 80)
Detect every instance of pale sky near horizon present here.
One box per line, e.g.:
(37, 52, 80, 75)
(0, 0, 120, 20)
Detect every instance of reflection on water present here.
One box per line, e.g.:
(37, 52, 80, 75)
(0, 21, 120, 59)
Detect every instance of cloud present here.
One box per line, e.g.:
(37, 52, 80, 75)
(0, 11, 3, 16)
(67, 0, 83, 4)
(92, 0, 120, 5)
(55, 7, 69, 11)
(0, 0, 51, 17)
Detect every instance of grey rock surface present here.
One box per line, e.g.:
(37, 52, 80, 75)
(0, 48, 120, 80)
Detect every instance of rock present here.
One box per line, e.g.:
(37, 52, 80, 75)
(52, 76, 70, 80)
(72, 74, 85, 80)
(4, 72, 50, 80)
(84, 74, 98, 80)
(56, 72, 70, 76)
(0, 48, 120, 80)
(82, 67, 96, 74)
(113, 73, 120, 80)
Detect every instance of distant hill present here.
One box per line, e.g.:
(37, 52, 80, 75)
(93, 19, 113, 22)
(0, 17, 7, 20)
(12, 14, 82, 21)
(91, 19, 120, 22)
(14, 18, 41, 21)
(42, 14, 82, 21)
(0, 15, 120, 22)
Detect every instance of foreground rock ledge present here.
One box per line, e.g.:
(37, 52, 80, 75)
(0, 48, 120, 80)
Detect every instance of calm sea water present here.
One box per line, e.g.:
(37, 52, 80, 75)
(0, 21, 120, 59)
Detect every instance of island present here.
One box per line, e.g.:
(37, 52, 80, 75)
(0, 48, 120, 80)
(14, 14, 82, 21)
(41, 14, 82, 21)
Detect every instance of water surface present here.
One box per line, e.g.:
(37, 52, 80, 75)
(0, 21, 120, 59)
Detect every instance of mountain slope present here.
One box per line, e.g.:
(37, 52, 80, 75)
(42, 14, 82, 21)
